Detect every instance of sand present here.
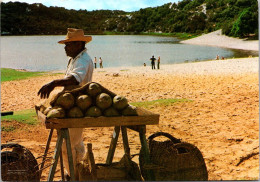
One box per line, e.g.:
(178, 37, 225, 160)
(1, 56, 259, 180)
(181, 30, 259, 51)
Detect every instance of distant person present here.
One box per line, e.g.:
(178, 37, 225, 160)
(144, 63, 146, 67)
(216, 55, 219, 60)
(157, 56, 160, 69)
(150, 55, 156, 69)
(99, 57, 103, 68)
(221, 56, 225, 60)
(94, 57, 97, 68)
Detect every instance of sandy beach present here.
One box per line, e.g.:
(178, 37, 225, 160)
(181, 30, 259, 51)
(1, 56, 259, 180)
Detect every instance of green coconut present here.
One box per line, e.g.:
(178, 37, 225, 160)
(55, 93, 75, 110)
(113, 95, 128, 110)
(87, 83, 102, 97)
(122, 105, 138, 116)
(47, 107, 65, 119)
(96, 93, 112, 110)
(104, 107, 120, 117)
(76, 95, 92, 111)
(68, 106, 84, 118)
(85, 106, 102, 117)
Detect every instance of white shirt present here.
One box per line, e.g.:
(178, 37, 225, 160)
(65, 48, 93, 86)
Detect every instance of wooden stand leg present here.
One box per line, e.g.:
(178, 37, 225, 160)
(46, 129, 75, 181)
(106, 126, 120, 165)
(139, 125, 155, 181)
(60, 151, 65, 181)
(121, 126, 130, 157)
(47, 130, 63, 181)
(62, 129, 75, 181)
(39, 129, 53, 178)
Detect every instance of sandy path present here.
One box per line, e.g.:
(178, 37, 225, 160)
(1, 57, 259, 180)
(181, 30, 259, 51)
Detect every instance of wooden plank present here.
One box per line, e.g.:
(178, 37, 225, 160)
(47, 130, 63, 181)
(106, 126, 120, 165)
(39, 129, 54, 178)
(121, 126, 130, 157)
(37, 107, 159, 129)
(62, 129, 75, 181)
(45, 115, 158, 129)
(60, 150, 65, 181)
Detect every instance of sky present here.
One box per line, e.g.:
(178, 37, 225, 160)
(1, 0, 180, 12)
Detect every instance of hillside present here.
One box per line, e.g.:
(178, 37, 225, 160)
(1, 0, 258, 38)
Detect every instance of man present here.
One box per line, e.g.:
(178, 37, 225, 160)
(157, 56, 160, 69)
(150, 55, 156, 69)
(99, 57, 103, 68)
(94, 57, 97, 68)
(38, 28, 93, 180)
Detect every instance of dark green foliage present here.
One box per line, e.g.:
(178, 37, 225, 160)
(1, 0, 258, 38)
(230, 8, 258, 37)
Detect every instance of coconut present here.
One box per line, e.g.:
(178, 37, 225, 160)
(68, 107, 84, 118)
(47, 107, 65, 119)
(76, 95, 92, 111)
(104, 107, 120, 117)
(122, 105, 138, 116)
(96, 93, 112, 110)
(85, 106, 102, 117)
(87, 83, 102, 97)
(55, 93, 75, 110)
(113, 95, 128, 110)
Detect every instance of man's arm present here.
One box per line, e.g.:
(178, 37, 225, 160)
(38, 75, 79, 99)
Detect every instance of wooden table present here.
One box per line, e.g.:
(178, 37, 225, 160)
(37, 107, 159, 181)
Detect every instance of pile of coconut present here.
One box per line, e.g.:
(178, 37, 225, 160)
(38, 82, 137, 119)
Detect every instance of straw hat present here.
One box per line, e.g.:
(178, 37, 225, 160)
(58, 28, 92, 44)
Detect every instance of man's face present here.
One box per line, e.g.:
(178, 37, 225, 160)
(65, 41, 84, 58)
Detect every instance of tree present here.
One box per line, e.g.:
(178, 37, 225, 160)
(230, 8, 258, 37)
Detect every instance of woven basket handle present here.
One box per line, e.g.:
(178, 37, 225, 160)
(1, 143, 24, 150)
(148, 132, 181, 145)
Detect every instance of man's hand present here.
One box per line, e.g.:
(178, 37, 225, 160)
(38, 75, 79, 99)
(38, 81, 55, 99)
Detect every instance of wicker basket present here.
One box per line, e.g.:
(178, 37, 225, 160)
(139, 132, 208, 181)
(1, 143, 40, 181)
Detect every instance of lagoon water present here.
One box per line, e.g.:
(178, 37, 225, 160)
(1, 35, 257, 71)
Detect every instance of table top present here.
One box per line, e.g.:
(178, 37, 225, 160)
(37, 107, 159, 129)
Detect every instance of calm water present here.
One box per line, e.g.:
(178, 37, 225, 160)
(1, 35, 258, 71)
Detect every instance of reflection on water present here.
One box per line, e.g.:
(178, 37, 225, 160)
(1, 35, 258, 71)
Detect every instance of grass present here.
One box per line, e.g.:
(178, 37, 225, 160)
(1, 109, 38, 125)
(1, 126, 16, 132)
(130, 98, 192, 109)
(139, 32, 199, 39)
(1, 68, 46, 82)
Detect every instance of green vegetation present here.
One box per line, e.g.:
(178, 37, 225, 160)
(1, 68, 45, 82)
(1, 109, 39, 125)
(1, 0, 258, 38)
(1, 126, 16, 132)
(131, 98, 192, 109)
